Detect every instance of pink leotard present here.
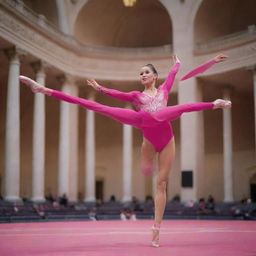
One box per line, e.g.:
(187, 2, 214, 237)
(51, 59, 216, 152)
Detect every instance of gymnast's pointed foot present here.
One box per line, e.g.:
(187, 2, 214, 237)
(19, 75, 49, 94)
(213, 99, 232, 109)
(151, 223, 160, 248)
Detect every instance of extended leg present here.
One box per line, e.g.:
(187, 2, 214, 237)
(155, 102, 214, 122)
(50, 90, 142, 127)
(155, 100, 231, 122)
(152, 138, 175, 247)
(19, 76, 142, 128)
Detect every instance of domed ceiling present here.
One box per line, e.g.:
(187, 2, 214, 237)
(74, 0, 172, 48)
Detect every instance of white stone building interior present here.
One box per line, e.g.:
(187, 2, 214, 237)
(0, 0, 255, 204)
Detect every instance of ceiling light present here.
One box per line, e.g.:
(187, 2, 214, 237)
(123, 0, 136, 7)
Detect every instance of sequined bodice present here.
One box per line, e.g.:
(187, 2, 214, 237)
(135, 90, 167, 114)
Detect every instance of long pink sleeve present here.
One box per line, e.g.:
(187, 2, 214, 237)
(180, 58, 217, 81)
(97, 85, 138, 103)
(158, 61, 180, 93)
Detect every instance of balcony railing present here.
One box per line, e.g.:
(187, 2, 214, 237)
(1, 0, 173, 58)
(195, 25, 256, 54)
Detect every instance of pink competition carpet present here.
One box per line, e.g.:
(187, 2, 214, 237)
(0, 220, 256, 256)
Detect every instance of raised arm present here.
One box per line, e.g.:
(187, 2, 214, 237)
(87, 79, 137, 103)
(180, 54, 228, 81)
(158, 55, 181, 94)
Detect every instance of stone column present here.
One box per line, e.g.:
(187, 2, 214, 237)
(178, 79, 205, 201)
(172, 4, 206, 202)
(31, 61, 47, 202)
(223, 88, 234, 202)
(57, 75, 71, 197)
(56, 0, 70, 34)
(68, 83, 79, 202)
(4, 47, 24, 201)
(249, 66, 256, 152)
(84, 93, 96, 202)
(122, 105, 133, 202)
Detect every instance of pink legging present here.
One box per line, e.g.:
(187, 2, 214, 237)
(51, 90, 214, 152)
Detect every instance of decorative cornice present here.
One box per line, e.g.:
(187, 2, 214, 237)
(1, 1, 256, 81)
(195, 27, 256, 55)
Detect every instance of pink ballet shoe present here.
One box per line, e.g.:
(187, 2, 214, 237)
(224, 100, 232, 108)
(151, 224, 160, 248)
(19, 75, 46, 93)
(213, 99, 232, 109)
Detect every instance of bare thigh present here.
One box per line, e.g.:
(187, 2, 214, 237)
(141, 137, 157, 164)
(157, 137, 175, 181)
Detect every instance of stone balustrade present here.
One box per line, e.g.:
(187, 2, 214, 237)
(1, 0, 255, 80)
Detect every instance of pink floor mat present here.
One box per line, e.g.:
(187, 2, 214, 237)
(0, 220, 255, 256)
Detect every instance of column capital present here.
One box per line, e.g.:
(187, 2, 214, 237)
(246, 65, 256, 74)
(30, 61, 49, 75)
(56, 74, 76, 85)
(4, 46, 26, 62)
(220, 85, 235, 97)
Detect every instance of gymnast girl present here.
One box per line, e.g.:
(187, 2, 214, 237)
(19, 54, 231, 248)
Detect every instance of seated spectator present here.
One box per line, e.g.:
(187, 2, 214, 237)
(198, 198, 207, 215)
(172, 194, 180, 202)
(240, 197, 247, 204)
(59, 193, 68, 207)
(52, 200, 60, 208)
(22, 196, 29, 203)
(145, 195, 153, 203)
(206, 195, 215, 213)
(185, 199, 195, 208)
(109, 195, 116, 202)
(132, 196, 141, 211)
(88, 207, 98, 221)
(33, 204, 47, 219)
(13, 202, 19, 214)
(120, 208, 137, 221)
(45, 193, 54, 203)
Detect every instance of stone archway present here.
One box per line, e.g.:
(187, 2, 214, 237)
(194, 0, 256, 43)
(73, 0, 173, 48)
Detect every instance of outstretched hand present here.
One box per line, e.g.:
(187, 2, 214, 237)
(214, 54, 228, 63)
(87, 79, 100, 90)
(172, 55, 180, 63)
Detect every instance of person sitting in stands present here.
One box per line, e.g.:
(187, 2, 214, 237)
(59, 193, 68, 207)
(120, 208, 137, 221)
